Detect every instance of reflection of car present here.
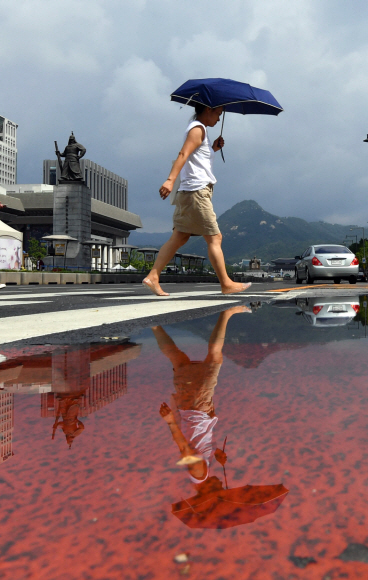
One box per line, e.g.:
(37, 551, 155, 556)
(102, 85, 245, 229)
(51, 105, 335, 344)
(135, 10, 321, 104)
(295, 296, 360, 327)
(295, 244, 359, 284)
(358, 270, 367, 282)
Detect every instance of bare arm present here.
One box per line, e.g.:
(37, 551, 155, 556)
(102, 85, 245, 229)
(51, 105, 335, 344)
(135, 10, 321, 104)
(159, 126, 205, 199)
(151, 326, 190, 368)
(159, 402, 195, 456)
(159, 402, 207, 479)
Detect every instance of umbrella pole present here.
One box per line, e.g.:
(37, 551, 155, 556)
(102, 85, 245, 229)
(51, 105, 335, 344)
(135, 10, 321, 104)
(222, 435, 228, 488)
(223, 466, 229, 490)
(218, 110, 226, 163)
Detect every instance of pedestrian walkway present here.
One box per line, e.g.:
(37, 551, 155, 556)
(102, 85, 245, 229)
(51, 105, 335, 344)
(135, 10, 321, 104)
(0, 282, 367, 346)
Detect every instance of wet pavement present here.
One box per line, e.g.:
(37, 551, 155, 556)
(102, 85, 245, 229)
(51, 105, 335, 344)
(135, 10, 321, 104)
(1, 285, 368, 578)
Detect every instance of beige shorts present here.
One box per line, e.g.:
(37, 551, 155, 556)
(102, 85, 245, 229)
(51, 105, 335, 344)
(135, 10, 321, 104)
(173, 184, 220, 236)
(172, 361, 221, 416)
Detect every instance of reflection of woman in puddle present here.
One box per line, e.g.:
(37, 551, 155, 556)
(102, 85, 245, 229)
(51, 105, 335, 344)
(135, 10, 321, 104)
(155, 306, 250, 483)
(52, 394, 85, 449)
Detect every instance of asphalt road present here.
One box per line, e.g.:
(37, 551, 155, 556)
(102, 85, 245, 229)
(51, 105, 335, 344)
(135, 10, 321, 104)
(1, 280, 367, 347)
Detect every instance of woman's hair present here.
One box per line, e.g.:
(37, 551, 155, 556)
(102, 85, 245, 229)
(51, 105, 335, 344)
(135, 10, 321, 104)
(191, 102, 207, 120)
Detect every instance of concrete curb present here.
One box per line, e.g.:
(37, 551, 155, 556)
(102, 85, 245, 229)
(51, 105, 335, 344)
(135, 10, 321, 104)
(0, 272, 219, 286)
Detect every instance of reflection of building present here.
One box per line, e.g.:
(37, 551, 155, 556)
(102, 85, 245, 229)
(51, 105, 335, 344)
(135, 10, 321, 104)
(41, 359, 128, 418)
(0, 393, 14, 462)
(0, 115, 17, 186)
(0, 343, 141, 448)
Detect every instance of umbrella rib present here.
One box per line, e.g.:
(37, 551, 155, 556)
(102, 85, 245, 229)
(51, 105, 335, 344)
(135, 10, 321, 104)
(220, 492, 289, 506)
(171, 95, 283, 112)
(181, 496, 199, 514)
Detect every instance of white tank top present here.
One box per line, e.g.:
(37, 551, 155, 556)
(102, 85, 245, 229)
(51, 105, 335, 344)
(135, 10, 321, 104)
(179, 121, 217, 192)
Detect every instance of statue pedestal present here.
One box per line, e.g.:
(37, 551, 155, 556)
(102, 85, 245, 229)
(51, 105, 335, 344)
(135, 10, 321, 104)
(52, 181, 91, 269)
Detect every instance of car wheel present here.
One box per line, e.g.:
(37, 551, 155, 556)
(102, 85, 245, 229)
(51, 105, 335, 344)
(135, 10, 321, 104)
(295, 269, 302, 284)
(305, 268, 314, 284)
(334, 278, 341, 284)
(349, 276, 357, 285)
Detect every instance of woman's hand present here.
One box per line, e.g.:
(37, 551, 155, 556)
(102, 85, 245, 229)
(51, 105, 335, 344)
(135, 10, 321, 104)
(214, 448, 227, 465)
(213, 136, 225, 152)
(159, 402, 176, 425)
(159, 179, 173, 199)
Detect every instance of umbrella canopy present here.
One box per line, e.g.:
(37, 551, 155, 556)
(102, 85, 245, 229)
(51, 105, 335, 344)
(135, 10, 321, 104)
(125, 264, 137, 271)
(171, 78, 283, 116)
(172, 481, 288, 529)
(111, 264, 126, 270)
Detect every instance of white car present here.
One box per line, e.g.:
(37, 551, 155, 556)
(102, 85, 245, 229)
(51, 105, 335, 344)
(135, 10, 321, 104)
(295, 244, 359, 284)
(295, 296, 360, 327)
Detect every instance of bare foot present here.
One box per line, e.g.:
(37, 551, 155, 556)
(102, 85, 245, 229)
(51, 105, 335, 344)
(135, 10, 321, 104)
(142, 278, 170, 297)
(221, 282, 252, 295)
(225, 305, 252, 315)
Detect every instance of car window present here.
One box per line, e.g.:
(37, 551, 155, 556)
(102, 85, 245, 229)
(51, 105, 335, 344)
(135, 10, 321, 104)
(304, 248, 311, 257)
(314, 245, 352, 254)
(301, 248, 310, 258)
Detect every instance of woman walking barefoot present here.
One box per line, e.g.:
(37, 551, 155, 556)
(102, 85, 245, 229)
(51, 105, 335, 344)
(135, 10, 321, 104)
(143, 104, 252, 297)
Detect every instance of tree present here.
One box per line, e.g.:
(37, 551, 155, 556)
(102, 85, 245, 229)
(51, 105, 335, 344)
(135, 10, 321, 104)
(128, 249, 145, 270)
(27, 237, 47, 267)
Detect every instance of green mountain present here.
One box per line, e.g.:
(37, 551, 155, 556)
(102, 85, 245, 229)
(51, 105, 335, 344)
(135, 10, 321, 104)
(182, 200, 358, 262)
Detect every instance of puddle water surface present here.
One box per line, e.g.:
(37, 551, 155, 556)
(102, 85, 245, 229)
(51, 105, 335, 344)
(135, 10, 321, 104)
(0, 297, 368, 579)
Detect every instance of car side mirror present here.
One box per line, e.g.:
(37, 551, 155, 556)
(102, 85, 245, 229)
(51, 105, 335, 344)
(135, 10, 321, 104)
(294, 256, 301, 260)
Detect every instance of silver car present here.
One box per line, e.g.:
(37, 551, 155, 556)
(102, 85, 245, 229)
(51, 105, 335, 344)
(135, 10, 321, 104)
(295, 244, 359, 284)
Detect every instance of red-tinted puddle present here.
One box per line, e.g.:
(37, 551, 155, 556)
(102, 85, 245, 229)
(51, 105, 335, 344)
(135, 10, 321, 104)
(0, 299, 368, 579)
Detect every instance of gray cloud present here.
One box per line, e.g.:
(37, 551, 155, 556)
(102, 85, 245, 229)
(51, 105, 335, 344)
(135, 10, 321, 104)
(2, 0, 368, 231)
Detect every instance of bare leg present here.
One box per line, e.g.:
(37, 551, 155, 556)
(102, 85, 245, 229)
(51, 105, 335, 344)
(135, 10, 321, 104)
(151, 326, 191, 369)
(206, 306, 251, 363)
(143, 229, 190, 296)
(203, 233, 252, 294)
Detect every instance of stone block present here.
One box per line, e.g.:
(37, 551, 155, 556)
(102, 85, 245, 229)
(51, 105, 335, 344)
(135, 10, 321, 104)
(42, 273, 61, 284)
(60, 273, 77, 284)
(0, 272, 21, 285)
(76, 273, 90, 284)
(91, 273, 102, 284)
(21, 272, 42, 285)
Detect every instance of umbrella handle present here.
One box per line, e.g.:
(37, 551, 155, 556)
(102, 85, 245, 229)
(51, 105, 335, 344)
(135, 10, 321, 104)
(218, 110, 226, 163)
(222, 436, 228, 488)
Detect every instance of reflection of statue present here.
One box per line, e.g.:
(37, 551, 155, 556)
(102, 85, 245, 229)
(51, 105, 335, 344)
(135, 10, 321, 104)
(55, 132, 86, 182)
(52, 393, 85, 448)
(155, 306, 250, 483)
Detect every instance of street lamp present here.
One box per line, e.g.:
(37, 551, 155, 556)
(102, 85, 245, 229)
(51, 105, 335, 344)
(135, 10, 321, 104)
(344, 234, 357, 249)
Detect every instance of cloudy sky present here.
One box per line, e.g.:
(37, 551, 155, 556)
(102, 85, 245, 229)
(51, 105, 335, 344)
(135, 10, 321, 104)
(2, 0, 368, 232)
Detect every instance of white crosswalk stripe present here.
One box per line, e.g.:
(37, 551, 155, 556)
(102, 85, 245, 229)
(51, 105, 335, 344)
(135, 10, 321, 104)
(0, 290, 133, 301)
(0, 298, 241, 344)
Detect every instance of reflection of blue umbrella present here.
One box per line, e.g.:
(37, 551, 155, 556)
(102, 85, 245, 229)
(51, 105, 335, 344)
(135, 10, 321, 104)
(171, 78, 283, 161)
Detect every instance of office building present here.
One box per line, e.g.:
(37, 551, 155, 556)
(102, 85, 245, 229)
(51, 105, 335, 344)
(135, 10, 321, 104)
(43, 159, 128, 210)
(0, 115, 17, 186)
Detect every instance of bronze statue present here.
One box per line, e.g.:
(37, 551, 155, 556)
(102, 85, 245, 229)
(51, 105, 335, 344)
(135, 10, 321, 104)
(55, 132, 86, 182)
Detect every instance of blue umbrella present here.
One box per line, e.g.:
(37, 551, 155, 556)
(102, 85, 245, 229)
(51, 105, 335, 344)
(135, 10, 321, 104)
(170, 78, 283, 161)
(171, 77, 283, 116)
